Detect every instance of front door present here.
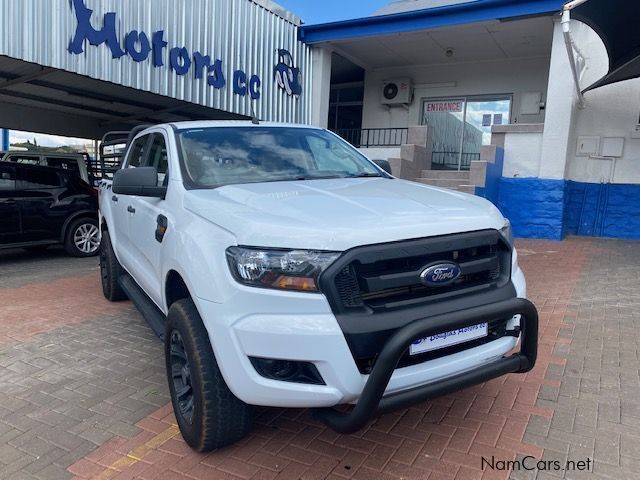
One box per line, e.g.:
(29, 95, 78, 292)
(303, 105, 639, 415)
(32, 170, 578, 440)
(127, 132, 170, 308)
(15, 166, 64, 242)
(423, 96, 511, 170)
(111, 134, 150, 272)
(0, 165, 20, 244)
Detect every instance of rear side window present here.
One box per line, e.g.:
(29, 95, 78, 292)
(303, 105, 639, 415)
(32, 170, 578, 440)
(44, 157, 81, 176)
(16, 168, 63, 189)
(0, 166, 15, 191)
(127, 136, 149, 168)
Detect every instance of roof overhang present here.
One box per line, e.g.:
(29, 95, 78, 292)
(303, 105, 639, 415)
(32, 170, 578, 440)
(299, 0, 566, 43)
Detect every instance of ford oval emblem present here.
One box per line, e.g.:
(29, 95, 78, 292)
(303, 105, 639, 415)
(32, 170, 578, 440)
(420, 263, 462, 287)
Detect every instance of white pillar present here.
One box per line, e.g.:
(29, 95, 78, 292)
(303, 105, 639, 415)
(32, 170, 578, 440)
(539, 20, 579, 180)
(310, 46, 332, 128)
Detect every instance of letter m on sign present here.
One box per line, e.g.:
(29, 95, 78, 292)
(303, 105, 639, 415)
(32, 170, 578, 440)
(68, 0, 125, 58)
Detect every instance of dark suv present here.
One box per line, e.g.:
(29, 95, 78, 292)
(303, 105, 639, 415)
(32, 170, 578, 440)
(0, 161, 99, 257)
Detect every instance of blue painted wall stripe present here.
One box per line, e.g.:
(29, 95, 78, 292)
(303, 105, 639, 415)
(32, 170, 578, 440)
(496, 177, 640, 240)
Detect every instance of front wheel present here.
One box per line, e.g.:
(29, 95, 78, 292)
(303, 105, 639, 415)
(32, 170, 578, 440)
(165, 298, 254, 452)
(99, 232, 127, 301)
(65, 217, 100, 257)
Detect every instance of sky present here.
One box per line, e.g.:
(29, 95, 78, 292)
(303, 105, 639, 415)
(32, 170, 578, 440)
(276, 0, 389, 24)
(6, 130, 90, 148)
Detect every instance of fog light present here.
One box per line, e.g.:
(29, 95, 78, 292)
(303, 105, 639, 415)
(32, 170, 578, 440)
(250, 357, 325, 385)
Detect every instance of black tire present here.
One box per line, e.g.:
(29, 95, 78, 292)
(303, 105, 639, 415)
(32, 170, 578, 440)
(64, 217, 100, 257)
(165, 298, 254, 452)
(99, 232, 128, 301)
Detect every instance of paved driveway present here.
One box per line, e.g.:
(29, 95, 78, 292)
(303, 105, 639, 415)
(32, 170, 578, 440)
(0, 238, 639, 480)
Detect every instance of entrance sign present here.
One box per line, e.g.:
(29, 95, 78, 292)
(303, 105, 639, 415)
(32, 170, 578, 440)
(424, 100, 464, 113)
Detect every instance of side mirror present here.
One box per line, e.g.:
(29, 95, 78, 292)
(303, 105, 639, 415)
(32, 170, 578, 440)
(372, 159, 393, 175)
(112, 167, 166, 198)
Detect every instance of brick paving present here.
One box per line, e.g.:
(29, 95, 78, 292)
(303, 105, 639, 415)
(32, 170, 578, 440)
(1, 239, 639, 479)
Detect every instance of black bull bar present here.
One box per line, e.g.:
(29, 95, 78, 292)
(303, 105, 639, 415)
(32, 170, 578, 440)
(313, 297, 538, 434)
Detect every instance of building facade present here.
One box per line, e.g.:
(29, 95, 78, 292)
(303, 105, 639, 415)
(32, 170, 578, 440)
(302, 0, 640, 240)
(0, 0, 638, 240)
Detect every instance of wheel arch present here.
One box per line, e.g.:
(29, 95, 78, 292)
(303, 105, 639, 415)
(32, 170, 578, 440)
(165, 269, 193, 310)
(60, 210, 98, 242)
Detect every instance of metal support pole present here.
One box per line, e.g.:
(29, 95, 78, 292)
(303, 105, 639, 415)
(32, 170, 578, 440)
(1, 129, 9, 151)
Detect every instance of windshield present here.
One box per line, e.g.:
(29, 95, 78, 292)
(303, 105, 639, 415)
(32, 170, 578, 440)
(177, 127, 384, 189)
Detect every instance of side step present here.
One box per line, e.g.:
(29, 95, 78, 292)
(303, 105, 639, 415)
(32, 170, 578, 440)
(119, 274, 166, 340)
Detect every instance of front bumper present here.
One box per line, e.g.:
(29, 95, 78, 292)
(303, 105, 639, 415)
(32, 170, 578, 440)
(313, 297, 538, 434)
(195, 261, 530, 410)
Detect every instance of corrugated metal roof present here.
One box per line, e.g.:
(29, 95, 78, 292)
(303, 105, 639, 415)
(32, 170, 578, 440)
(0, 0, 313, 125)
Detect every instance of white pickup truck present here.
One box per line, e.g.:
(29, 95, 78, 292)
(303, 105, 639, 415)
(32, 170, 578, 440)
(98, 121, 538, 452)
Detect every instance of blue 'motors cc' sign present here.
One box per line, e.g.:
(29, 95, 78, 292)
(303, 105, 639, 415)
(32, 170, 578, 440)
(67, 0, 302, 100)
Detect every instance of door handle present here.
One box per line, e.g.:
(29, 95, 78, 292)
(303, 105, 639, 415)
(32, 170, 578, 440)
(127, 205, 136, 214)
(112, 195, 118, 202)
(5, 198, 17, 205)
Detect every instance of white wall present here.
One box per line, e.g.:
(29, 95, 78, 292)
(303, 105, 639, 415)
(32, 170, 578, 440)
(564, 21, 640, 184)
(502, 132, 543, 178)
(358, 147, 401, 161)
(361, 56, 551, 130)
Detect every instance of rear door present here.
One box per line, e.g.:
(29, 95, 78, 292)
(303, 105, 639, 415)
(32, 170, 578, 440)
(0, 165, 20, 244)
(15, 166, 66, 242)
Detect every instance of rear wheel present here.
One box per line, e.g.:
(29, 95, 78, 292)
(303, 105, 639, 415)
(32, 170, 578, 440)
(65, 218, 100, 257)
(165, 298, 254, 452)
(99, 232, 127, 301)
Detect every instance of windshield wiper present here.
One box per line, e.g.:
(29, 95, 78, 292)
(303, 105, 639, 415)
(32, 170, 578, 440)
(345, 172, 383, 178)
(290, 175, 344, 181)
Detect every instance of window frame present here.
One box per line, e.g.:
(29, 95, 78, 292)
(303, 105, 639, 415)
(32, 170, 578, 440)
(124, 134, 153, 169)
(0, 165, 16, 191)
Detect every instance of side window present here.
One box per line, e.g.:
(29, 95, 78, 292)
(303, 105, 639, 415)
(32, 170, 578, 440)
(146, 134, 169, 186)
(7, 155, 41, 166)
(126, 136, 149, 168)
(0, 167, 15, 191)
(16, 168, 63, 189)
(45, 157, 81, 176)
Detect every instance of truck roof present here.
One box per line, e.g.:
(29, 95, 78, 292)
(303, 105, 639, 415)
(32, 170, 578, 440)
(167, 120, 323, 131)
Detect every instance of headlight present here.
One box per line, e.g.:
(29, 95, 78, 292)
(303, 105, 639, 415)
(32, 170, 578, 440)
(226, 247, 340, 293)
(499, 219, 513, 245)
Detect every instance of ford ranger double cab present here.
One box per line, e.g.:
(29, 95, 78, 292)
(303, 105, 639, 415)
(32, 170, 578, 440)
(98, 121, 538, 452)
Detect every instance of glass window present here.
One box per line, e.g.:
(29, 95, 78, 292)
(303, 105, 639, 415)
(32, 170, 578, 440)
(146, 134, 169, 186)
(177, 127, 382, 189)
(0, 167, 15, 191)
(126, 136, 149, 168)
(423, 96, 511, 170)
(6, 155, 40, 166)
(17, 168, 63, 189)
(44, 157, 81, 176)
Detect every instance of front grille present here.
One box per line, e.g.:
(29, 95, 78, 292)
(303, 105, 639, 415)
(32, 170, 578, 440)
(319, 230, 515, 371)
(328, 232, 510, 313)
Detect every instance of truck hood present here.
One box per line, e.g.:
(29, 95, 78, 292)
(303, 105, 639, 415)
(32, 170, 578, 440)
(183, 178, 505, 251)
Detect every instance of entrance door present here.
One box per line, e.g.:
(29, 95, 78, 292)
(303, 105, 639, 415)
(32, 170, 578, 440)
(423, 96, 511, 170)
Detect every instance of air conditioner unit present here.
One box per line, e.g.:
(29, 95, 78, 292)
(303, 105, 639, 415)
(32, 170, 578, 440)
(381, 78, 413, 105)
